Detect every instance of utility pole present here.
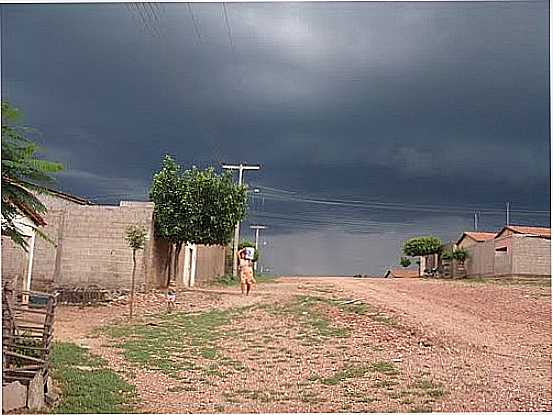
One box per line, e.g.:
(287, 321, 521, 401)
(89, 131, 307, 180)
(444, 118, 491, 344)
(250, 225, 267, 272)
(506, 201, 510, 226)
(222, 163, 260, 277)
(474, 211, 478, 231)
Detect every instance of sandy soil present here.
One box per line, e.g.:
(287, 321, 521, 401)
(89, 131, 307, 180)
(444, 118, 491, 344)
(54, 277, 552, 413)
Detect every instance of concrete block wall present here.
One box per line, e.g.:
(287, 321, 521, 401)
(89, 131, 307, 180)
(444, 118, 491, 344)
(512, 236, 551, 276)
(1, 195, 228, 291)
(1, 237, 26, 290)
(464, 234, 550, 277)
(493, 235, 513, 276)
(465, 239, 495, 277)
(1, 201, 155, 291)
(52, 203, 155, 289)
(27, 212, 63, 291)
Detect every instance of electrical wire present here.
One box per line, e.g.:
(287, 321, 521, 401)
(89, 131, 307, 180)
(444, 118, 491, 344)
(252, 188, 549, 216)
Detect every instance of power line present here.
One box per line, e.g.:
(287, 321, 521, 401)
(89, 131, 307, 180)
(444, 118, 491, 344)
(252, 190, 549, 216)
(222, 3, 235, 55)
(187, 2, 202, 41)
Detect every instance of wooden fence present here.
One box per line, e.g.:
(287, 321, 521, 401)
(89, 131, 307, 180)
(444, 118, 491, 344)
(2, 281, 58, 393)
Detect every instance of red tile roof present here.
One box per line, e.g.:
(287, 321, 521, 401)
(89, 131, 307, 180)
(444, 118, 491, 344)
(457, 231, 496, 245)
(384, 268, 419, 278)
(499, 225, 551, 239)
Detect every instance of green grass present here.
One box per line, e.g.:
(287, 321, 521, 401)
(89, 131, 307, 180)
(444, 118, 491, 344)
(410, 378, 445, 398)
(369, 361, 400, 375)
(50, 342, 136, 413)
(100, 307, 251, 378)
(262, 296, 355, 341)
(374, 379, 399, 389)
(315, 361, 399, 386)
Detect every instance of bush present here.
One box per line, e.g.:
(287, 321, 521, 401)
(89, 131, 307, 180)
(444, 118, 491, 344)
(452, 249, 468, 262)
(400, 257, 411, 267)
(441, 250, 453, 261)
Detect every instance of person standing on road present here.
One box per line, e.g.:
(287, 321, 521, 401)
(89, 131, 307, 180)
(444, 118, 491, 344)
(237, 247, 256, 296)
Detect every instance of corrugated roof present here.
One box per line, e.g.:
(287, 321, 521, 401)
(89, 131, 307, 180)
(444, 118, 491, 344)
(499, 225, 551, 239)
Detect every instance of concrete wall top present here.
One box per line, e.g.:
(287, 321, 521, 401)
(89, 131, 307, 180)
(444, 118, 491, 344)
(119, 201, 154, 208)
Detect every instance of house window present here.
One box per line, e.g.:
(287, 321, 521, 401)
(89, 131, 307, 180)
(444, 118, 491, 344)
(495, 246, 508, 254)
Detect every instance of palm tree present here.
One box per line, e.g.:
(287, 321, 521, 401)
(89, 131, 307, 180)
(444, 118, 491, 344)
(1, 101, 63, 250)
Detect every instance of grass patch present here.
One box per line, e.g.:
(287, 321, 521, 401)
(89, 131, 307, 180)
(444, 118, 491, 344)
(411, 378, 445, 398)
(369, 361, 400, 375)
(317, 361, 399, 385)
(233, 388, 289, 403)
(374, 379, 399, 389)
(331, 299, 370, 315)
(100, 307, 246, 378)
(263, 296, 354, 340)
(50, 342, 136, 413)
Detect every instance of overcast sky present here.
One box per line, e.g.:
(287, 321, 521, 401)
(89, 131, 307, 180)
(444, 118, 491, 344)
(1, 1, 550, 275)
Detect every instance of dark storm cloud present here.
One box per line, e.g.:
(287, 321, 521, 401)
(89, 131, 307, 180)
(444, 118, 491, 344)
(1, 2, 549, 274)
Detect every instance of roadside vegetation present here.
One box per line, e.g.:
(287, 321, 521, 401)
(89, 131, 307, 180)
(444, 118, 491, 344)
(50, 342, 136, 413)
(82, 292, 445, 412)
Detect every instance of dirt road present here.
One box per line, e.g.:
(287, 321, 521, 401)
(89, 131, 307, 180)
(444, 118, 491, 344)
(54, 277, 551, 413)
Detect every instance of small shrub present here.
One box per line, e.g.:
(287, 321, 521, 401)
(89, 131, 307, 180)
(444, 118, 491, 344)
(452, 248, 468, 262)
(440, 250, 453, 261)
(400, 257, 411, 267)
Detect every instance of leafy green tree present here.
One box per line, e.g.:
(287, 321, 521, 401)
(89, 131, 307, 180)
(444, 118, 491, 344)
(149, 155, 247, 286)
(402, 236, 442, 257)
(125, 224, 147, 319)
(1, 102, 63, 250)
(399, 256, 411, 268)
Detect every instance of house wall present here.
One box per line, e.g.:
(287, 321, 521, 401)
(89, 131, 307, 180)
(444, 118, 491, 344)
(458, 238, 478, 249)
(1, 195, 227, 291)
(1, 237, 27, 290)
(464, 234, 550, 277)
(464, 239, 496, 277)
(511, 235, 551, 276)
(53, 203, 155, 290)
(493, 235, 513, 276)
(195, 245, 225, 286)
(2, 202, 156, 291)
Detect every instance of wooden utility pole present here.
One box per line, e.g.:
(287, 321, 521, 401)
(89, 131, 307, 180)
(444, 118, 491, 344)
(222, 163, 260, 277)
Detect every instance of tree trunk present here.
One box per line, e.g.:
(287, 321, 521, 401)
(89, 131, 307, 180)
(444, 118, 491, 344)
(130, 249, 136, 319)
(173, 242, 183, 286)
(166, 243, 175, 287)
